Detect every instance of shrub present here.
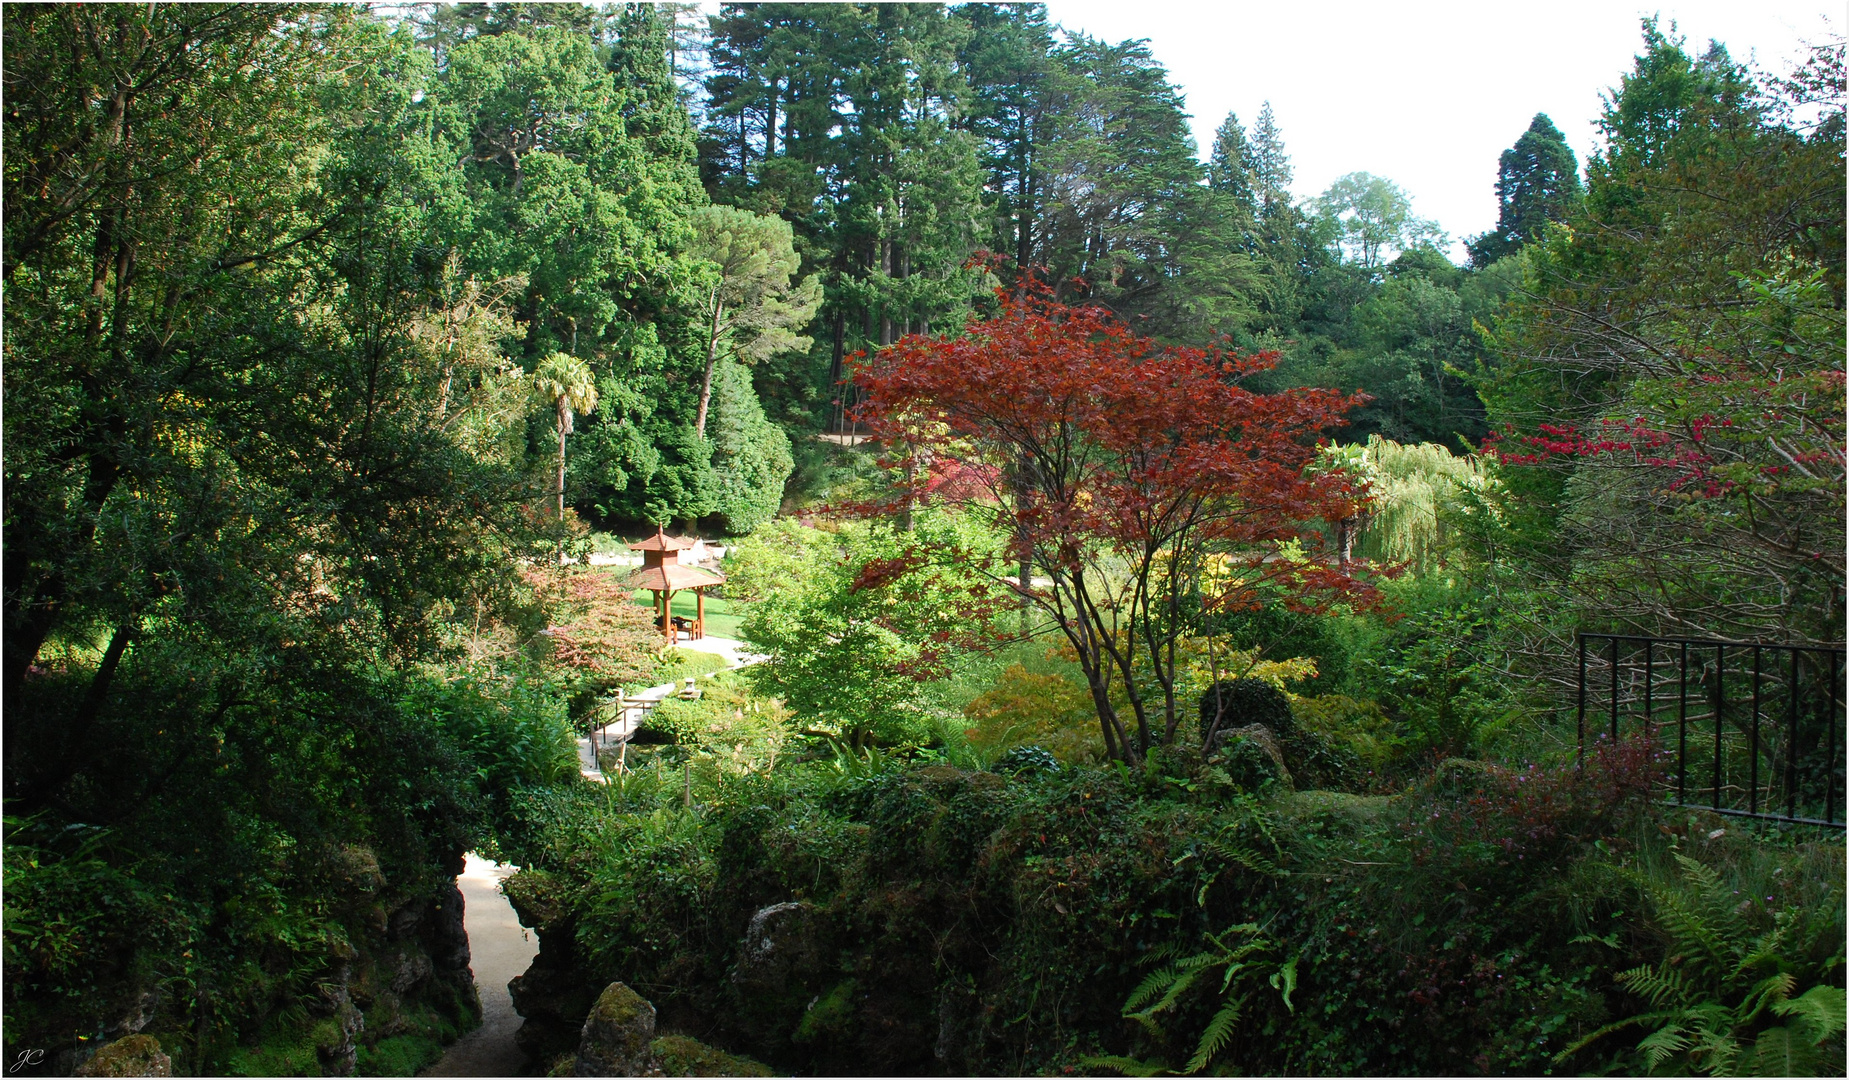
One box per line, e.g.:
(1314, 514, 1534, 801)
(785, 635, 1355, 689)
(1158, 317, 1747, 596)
(1198, 679, 1295, 741)
(962, 663, 1098, 765)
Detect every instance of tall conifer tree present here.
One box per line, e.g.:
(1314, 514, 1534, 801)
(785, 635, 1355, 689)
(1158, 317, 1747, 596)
(1467, 113, 1581, 266)
(1207, 111, 1257, 212)
(1249, 101, 1293, 218)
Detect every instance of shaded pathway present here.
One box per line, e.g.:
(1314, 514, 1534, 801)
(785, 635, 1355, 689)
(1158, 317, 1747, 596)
(423, 855, 535, 1077)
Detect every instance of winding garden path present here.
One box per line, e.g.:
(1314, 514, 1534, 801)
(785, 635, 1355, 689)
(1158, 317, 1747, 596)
(423, 855, 535, 1077)
(574, 635, 765, 781)
(426, 637, 766, 1074)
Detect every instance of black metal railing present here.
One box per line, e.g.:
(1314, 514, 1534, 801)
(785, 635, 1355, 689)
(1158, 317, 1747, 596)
(1577, 633, 1847, 828)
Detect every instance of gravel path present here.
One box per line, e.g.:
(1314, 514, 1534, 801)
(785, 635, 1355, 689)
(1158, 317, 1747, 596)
(423, 855, 536, 1077)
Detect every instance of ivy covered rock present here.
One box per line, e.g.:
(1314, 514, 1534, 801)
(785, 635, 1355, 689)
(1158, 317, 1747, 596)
(1212, 724, 1293, 792)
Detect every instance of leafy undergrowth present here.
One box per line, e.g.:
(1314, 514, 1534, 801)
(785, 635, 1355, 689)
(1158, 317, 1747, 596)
(500, 733, 1845, 1076)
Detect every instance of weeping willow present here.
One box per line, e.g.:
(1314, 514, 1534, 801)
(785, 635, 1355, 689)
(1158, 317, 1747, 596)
(1323, 435, 1498, 575)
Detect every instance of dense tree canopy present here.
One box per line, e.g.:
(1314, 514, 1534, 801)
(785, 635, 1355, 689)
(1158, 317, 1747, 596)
(5, 7, 1842, 1076)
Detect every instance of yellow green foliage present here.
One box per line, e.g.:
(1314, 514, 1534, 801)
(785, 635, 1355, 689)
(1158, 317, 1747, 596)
(1289, 694, 1400, 769)
(962, 663, 1098, 764)
(636, 671, 795, 776)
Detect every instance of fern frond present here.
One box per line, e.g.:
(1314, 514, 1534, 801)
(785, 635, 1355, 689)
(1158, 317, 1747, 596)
(1636, 1021, 1694, 1068)
(1125, 964, 1186, 1013)
(1652, 887, 1733, 989)
(1773, 984, 1847, 1043)
(1737, 971, 1798, 1027)
(1270, 954, 1299, 1012)
(1554, 1010, 1684, 1063)
(1078, 1053, 1171, 1077)
(1205, 839, 1284, 877)
(1616, 962, 1695, 1008)
(1142, 966, 1204, 1019)
(1183, 999, 1244, 1075)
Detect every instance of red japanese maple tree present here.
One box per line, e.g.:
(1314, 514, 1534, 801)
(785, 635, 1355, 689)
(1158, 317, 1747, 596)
(853, 280, 1376, 762)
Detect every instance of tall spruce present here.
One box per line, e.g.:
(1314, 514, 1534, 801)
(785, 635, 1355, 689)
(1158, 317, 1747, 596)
(1249, 101, 1294, 218)
(1467, 114, 1582, 267)
(1207, 110, 1258, 212)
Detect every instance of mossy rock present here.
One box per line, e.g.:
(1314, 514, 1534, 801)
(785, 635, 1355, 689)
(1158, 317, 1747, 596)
(1198, 679, 1294, 740)
(1214, 725, 1293, 792)
(355, 1034, 445, 1077)
(1431, 756, 1499, 796)
(225, 1034, 319, 1077)
(792, 978, 857, 1045)
(574, 983, 656, 1077)
(76, 1035, 172, 1077)
(649, 1034, 776, 1077)
(502, 867, 571, 933)
(914, 764, 965, 785)
(1282, 790, 1395, 827)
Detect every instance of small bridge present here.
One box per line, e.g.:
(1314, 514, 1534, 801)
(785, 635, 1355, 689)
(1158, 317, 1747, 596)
(574, 635, 765, 781)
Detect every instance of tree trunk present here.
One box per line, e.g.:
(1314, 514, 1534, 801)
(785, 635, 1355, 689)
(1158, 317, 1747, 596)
(556, 402, 569, 521)
(766, 76, 779, 158)
(879, 237, 894, 348)
(695, 293, 725, 438)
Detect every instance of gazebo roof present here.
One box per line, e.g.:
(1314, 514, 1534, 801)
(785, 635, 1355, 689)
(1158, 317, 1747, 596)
(627, 526, 698, 552)
(622, 561, 725, 593)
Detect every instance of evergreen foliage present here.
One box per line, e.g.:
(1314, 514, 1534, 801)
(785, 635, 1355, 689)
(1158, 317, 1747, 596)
(1468, 113, 1583, 267)
(5, 8, 1842, 1075)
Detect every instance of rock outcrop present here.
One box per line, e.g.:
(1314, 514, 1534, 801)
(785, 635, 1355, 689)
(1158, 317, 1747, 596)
(557, 983, 773, 1078)
(73, 1035, 172, 1077)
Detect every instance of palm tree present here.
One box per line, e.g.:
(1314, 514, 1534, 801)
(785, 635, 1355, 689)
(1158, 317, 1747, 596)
(532, 353, 598, 521)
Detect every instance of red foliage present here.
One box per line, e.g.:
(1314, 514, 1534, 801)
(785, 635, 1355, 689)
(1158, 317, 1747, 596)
(848, 276, 1379, 760)
(521, 567, 660, 685)
(852, 276, 1375, 610)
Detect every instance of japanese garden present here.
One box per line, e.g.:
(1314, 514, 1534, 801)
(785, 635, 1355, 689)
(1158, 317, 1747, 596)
(3, 3, 1844, 1076)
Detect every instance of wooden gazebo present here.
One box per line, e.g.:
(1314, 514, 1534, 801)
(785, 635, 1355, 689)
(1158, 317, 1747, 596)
(621, 527, 725, 643)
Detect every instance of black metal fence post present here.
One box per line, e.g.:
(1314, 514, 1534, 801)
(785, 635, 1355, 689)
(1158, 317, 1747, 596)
(1714, 644, 1725, 812)
(1609, 636, 1620, 744)
(1573, 633, 1844, 829)
(1750, 646, 1762, 816)
(1577, 634, 1587, 768)
(1786, 649, 1800, 820)
(1678, 643, 1688, 805)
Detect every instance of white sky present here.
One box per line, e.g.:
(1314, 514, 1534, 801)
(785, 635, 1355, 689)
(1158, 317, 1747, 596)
(1042, 1, 1839, 259)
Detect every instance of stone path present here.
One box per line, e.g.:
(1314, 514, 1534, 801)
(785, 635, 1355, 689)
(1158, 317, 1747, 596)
(423, 855, 536, 1077)
(574, 635, 766, 782)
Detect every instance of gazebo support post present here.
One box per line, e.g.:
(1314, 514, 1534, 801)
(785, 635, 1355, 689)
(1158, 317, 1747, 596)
(696, 590, 705, 639)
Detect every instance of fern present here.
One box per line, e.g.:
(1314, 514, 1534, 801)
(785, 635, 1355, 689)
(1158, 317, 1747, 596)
(1118, 923, 1299, 1075)
(1557, 852, 1846, 1076)
(1183, 1001, 1242, 1075)
(1078, 1054, 1169, 1076)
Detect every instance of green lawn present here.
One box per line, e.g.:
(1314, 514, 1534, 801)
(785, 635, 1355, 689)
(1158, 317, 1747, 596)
(629, 587, 744, 640)
(587, 564, 748, 639)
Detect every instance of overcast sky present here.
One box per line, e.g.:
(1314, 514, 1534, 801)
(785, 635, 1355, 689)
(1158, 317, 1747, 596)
(1041, 1, 1838, 258)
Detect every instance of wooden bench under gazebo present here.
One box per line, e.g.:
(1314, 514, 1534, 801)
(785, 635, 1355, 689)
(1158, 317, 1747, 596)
(622, 527, 726, 643)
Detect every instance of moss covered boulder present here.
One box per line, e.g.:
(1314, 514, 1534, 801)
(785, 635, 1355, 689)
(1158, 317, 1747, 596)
(574, 983, 657, 1077)
(649, 1034, 775, 1077)
(75, 1035, 172, 1077)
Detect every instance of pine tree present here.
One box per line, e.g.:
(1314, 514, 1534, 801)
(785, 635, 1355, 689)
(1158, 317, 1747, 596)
(1467, 113, 1581, 266)
(1207, 111, 1257, 212)
(1249, 101, 1293, 218)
